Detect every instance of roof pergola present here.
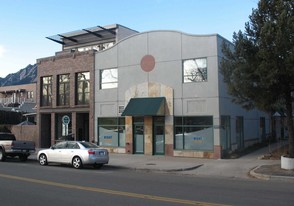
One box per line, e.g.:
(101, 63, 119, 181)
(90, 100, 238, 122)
(46, 25, 117, 48)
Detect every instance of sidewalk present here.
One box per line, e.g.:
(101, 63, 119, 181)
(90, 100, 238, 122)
(30, 141, 294, 181)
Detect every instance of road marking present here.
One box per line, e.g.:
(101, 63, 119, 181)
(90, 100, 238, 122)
(0, 173, 230, 206)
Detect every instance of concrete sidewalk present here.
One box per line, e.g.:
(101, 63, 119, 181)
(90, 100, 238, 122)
(30, 141, 294, 181)
(107, 152, 280, 180)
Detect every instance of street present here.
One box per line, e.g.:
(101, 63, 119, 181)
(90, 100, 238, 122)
(0, 159, 293, 206)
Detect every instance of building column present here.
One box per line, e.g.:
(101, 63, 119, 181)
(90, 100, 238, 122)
(51, 113, 55, 145)
(165, 115, 174, 156)
(125, 116, 133, 154)
(72, 112, 76, 140)
(144, 116, 153, 155)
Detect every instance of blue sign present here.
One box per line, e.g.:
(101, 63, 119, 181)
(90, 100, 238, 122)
(62, 115, 70, 125)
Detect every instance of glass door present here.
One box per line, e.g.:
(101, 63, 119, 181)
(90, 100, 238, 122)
(134, 124, 144, 154)
(153, 117, 165, 155)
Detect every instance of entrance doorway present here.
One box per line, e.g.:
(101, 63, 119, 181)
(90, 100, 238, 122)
(76, 113, 89, 141)
(133, 117, 144, 154)
(40, 114, 51, 148)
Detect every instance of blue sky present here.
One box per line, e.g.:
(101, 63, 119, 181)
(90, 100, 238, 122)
(0, 0, 258, 78)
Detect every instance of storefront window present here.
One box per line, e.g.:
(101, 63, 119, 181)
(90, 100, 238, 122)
(174, 116, 213, 151)
(55, 114, 72, 142)
(98, 117, 125, 147)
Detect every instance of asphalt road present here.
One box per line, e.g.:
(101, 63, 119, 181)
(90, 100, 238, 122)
(0, 159, 293, 206)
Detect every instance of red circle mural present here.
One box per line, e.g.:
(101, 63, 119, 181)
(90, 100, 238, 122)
(140, 55, 155, 72)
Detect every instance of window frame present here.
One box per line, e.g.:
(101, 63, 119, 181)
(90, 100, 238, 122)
(41, 76, 52, 106)
(76, 72, 90, 105)
(98, 117, 125, 147)
(100, 68, 118, 89)
(174, 116, 214, 151)
(183, 58, 208, 83)
(57, 74, 70, 106)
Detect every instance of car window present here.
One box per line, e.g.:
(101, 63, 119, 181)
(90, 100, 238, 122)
(54, 142, 67, 149)
(80, 142, 99, 148)
(0, 133, 16, 141)
(67, 142, 80, 149)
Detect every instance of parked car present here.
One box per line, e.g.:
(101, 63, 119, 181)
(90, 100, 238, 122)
(37, 141, 109, 169)
(0, 132, 35, 161)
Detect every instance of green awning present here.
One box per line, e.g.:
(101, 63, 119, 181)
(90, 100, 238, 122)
(121, 97, 165, 116)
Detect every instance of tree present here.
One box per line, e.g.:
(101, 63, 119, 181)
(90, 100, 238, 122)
(220, 0, 294, 157)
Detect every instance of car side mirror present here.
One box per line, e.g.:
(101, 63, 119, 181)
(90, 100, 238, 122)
(51, 146, 55, 150)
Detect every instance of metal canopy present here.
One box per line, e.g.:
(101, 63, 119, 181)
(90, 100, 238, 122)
(58, 34, 78, 43)
(46, 25, 117, 47)
(121, 97, 166, 117)
(82, 29, 103, 38)
(97, 26, 116, 35)
(46, 37, 65, 45)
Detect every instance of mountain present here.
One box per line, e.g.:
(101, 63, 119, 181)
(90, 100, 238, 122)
(0, 64, 37, 86)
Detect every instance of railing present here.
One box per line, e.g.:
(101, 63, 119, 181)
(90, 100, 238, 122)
(0, 97, 35, 106)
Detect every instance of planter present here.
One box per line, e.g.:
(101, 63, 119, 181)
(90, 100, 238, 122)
(281, 155, 294, 170)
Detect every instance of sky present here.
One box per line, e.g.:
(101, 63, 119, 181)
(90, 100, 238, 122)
(0, 0, 258, 78)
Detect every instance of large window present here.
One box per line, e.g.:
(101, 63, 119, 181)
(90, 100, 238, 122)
(100, 68, 118, 89)
(174, 116, 213, 151)
(183, 58, 207, 82)
(98, 117, 125, 147)
(58, 74, 70, 106)
(76, 72, 90, 105)
(41, 76, 52, 106)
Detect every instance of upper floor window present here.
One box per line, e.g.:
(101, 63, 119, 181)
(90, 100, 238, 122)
(100, 68, 118, 89)
(183, 58, 207, 83)
(41, 76, 52, 106)
(76, 72, 90, 105)
(27, 91, 34, 99)
(58, 74, 70, 106)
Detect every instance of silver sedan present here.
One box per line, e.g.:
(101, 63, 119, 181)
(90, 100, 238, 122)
(38, 141, 109, 169)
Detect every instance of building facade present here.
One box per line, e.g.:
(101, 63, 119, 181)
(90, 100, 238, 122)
(37, 24, 138, 148)
(94, 30, 269, 158)
(37, 24, 270, 158)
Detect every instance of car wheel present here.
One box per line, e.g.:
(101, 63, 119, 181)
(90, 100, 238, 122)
(39, 154, 48, 166)
(0, 149, 6, 162)
(72, 156, 83, 169)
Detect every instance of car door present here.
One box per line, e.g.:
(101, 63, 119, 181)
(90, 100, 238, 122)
(63, 142, 80, 163)
(48, 142, 67, 163)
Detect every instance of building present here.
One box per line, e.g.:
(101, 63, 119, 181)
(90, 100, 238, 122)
(37, 24, 138, 148)
(94, 29, 269, 158)
(37, 24, 270, 158)
(0, 83, 36, 114)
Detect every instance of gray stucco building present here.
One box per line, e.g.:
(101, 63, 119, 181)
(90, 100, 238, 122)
(94, 29, 269, 158)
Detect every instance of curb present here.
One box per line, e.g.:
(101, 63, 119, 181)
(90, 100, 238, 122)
(110, 164, 203, 173)
(249, 166, 271, 180)
(250, 165, 294, 182)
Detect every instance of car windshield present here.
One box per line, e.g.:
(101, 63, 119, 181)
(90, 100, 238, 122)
(80, 142, 99, 148)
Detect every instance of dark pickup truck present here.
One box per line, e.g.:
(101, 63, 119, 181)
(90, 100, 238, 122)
(0, 132, 35, 161)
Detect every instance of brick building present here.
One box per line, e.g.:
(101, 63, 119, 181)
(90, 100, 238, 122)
(37, 24, 137, 147)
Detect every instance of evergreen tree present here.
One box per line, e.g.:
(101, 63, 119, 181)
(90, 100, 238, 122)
(220, 0, 294, 157)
